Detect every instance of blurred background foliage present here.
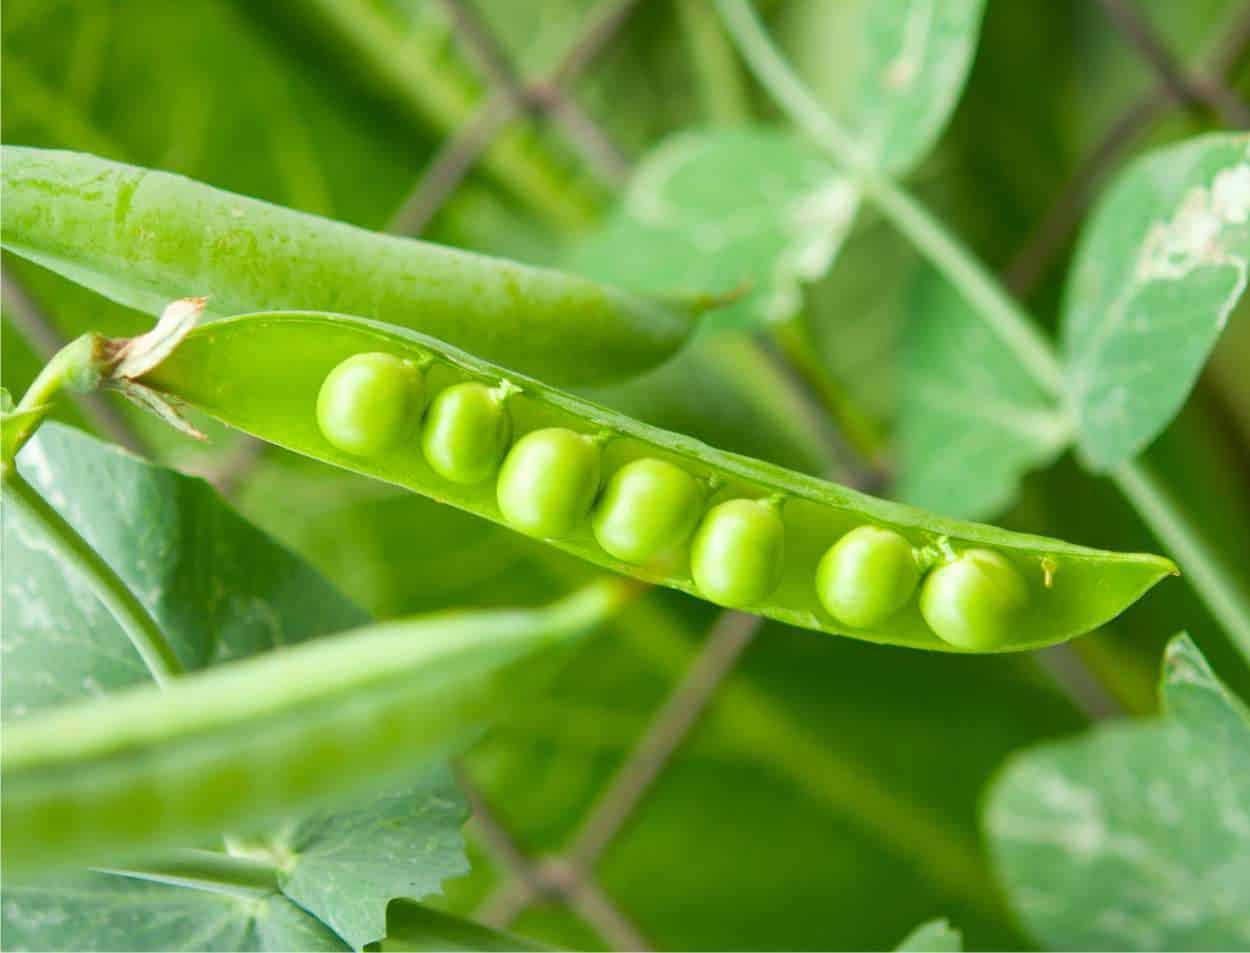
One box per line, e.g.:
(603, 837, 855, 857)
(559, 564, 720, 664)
(4, 0, 1250, 949)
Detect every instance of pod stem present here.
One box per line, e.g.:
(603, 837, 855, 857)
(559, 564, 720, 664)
(3, 298, 205, 466)
(717, 0, 1250, 669)
(4, 333, 107, 466)
(3, 468, 183, 685)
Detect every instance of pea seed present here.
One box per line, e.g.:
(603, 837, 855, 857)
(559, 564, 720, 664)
(690, 498, 784, 608)
(316, 352, 423, 457)
(422, 382, 511, 485)
(920, 549, 1029, 650)
(497, 428, 601, 538)
(592, 458, 703, 564)
(817, 525, 920, 627)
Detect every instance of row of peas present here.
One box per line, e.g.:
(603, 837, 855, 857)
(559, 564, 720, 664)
(316, 353, 1029, 650)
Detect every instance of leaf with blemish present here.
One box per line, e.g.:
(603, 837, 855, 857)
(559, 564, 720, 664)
(985, 633, 1250, 950)
(1063, 133, 1250, 470)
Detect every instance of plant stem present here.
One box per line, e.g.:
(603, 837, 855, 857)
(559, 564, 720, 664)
(1113, 459, 1250, 659)
(97, 848, 279, 899)
(716, 0, 1250, 663)
(4, 333, 106, 465)
(677, 0, 751, 124)
(3, 468, 183, 685)
(716, 0, 1062, 395)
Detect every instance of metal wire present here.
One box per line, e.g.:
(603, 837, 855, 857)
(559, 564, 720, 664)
(6, 3, 1249, 949)
(417, 4, 1250, 948)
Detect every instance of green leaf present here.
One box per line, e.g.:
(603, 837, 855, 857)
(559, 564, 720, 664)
(2, 423, 366, 717)
(897, 268, 1070, 518)
(1063, 133, 1250, 470)
(1159, 632, 1250, 755)
(274, 768, 470, 951)
(985, 633, 1250, 950)
(779, 0, 987, 174)
(2, 873, 349, 952)
(2, 575, 623, 877)
(376, 901, 549, 952)
(571, 127, 851, 329)
(895, 918, 963, 951)
(571, 0, 986, 330)
(1, 423, 478, 950)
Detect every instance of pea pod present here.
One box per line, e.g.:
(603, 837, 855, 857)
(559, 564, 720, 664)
(0, 146, 708, 387)
(2, 580, 625, 877)
(141, 311, 1177, 653)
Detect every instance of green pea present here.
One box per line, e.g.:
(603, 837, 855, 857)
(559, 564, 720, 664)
(497, 428, 601, 538)
(920, 549, 1030, 650)
(421, 382, 511, 485)
(816, 525, 920, 627)
(690, 498, 785, 608)
(316, 352, 424, 457)
(592, 458, 703, 564)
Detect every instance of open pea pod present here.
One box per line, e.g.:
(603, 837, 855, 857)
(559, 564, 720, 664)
(0, 146, 707, 387)
(141, 311, 1176, 653)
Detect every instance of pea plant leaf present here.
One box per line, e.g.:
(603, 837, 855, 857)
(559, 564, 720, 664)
(570, 127, 853, 329)
(570, 0, 986, 330)
(779, 0, 987, 172)
(1, 872, 351, 953)
(273, 770, 469, 952)
(1063, 133, 1250, 470)
(985, 634, 1250, 950)
(895, 918, 963, 952)
(1, 424, 472, 951)
(897, 268, 1070, 519)
(3, 423, 366, 717)
(377, 900, 550, 952)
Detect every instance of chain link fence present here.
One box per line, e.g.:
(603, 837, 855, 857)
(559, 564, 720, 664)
(403, 2, 1250, 948)
(4, 1, 1248, 949)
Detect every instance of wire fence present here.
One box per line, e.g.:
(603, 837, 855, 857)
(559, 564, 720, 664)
(404, 3, 1250, 948)
(5, 2, 1249, 949)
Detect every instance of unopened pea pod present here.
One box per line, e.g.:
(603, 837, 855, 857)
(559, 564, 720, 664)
(141, 311, 1178, 653)
(1, 581, 624, 877)
(0, 146, 712, 387)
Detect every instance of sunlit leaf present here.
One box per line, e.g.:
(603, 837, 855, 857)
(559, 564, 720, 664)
(1063, 133, 1250, 470)
(986, 634, 1250, 950)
